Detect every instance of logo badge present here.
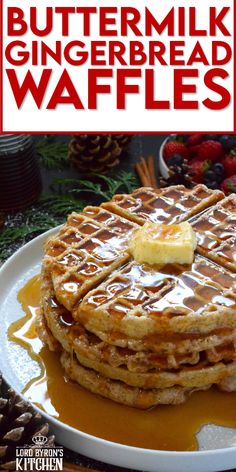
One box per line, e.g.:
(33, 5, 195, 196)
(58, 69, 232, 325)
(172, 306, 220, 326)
(16, 433, 63, 471)
(31, 434, 48, 447)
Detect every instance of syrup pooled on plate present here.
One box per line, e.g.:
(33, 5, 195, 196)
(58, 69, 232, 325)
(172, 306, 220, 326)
(8, 275, 236, 451)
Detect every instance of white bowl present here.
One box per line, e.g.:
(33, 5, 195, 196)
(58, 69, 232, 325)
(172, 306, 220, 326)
(159, 136, 171, 179)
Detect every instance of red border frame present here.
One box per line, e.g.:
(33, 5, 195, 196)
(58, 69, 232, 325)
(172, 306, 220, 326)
(0, 0, 235, 135)
(234, 0, 236, 131)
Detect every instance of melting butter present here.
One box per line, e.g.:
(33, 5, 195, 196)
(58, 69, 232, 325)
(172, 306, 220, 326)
(129, 222, 197, 266)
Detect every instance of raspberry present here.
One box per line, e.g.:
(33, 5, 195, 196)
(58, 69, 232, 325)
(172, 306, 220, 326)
(188, 144, 202, 158)
(197, 140, 223, 162)
(188, 159, 210, 184)
(222, 154, 236, 177)
(221, 175, 236, 194)
(187, 134, 203, 147)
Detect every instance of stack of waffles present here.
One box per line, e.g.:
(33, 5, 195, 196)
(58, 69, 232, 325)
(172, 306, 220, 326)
(38, 185, 236, 409)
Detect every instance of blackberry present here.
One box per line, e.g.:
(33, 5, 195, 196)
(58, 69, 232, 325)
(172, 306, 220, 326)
(219, 135, 235, 152)
(204, 134, 219, 141)
(204, 170, 216, 182)
(212, 163, 225, 178)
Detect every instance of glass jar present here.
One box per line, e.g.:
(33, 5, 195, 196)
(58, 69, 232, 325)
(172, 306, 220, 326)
(0, 135, 42, 211)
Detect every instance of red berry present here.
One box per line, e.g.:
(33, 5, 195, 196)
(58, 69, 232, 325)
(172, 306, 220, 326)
(187, 134, 204, 147)
(197, 140, 224, 162)
(221, 175, 236, 194)
(163, 141, 189, 161)
(188, 159, 210, 184)
(188, 144, 202, 158)
(222, 154, 236, 177)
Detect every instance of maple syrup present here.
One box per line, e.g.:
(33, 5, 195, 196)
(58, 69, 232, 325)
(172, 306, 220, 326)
(0, 135, 41, 211)
(8, 275, 236, 451)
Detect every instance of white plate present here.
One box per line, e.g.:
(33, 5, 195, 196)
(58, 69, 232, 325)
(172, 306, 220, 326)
(1, 228, 236, 472)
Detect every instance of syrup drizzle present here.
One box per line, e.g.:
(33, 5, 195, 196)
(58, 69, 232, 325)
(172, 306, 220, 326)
(7, 275, 236, 451)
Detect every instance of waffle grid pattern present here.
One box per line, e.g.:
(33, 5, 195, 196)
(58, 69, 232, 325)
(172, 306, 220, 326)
(39, 185, 236, 408)
(102, 185, 223, 225)
(82, 256, 236, 321)
(192, 195, 236, 272)
(44, 208, 138, 310)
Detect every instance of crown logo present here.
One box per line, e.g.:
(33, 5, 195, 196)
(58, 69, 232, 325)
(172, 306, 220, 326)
(32, 434, 48, 447)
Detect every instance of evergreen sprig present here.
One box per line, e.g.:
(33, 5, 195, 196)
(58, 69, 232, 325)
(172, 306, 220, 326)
(0, 210, 63, 260)
(51, 171, 138, 202)
(39, 195, 86, 217)
(36, 139, 68, 170)
(0, 171, 138, 262)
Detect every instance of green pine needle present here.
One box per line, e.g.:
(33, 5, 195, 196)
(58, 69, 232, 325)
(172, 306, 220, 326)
(0, 171, 138, 261)
(36, 139, 69, 170)
(0, 204, 66, 260)
(39, 195, 86, 217)
(0, 221, 54, 260)
(51, 171, 138, 202)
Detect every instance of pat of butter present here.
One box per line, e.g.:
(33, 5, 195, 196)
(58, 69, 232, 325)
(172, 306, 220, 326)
(129, 222, 197, 266)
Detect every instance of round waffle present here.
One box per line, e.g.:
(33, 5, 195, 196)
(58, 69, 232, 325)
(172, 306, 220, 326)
(73, 351, 236, 390)
(43, 185, 224, 313)
(75, 256, 236, 337)
(39, 185, 236, 407)
(39, 294, 236, 390)
(40, 269, 236, 389)
(60, 351, 206, 409)
(37, 305, 236, 404)
(41, 264, 236, 354)
(40, 269, 202, 370)
(61, 351, 236, 408)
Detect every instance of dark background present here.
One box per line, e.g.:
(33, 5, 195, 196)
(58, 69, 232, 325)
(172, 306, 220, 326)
(39, 134, 167, 192)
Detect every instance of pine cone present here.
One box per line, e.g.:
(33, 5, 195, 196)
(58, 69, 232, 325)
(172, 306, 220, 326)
(68, 134, 132, 174)
(0, 376, 55, 471)
(160, 159, 193, 189)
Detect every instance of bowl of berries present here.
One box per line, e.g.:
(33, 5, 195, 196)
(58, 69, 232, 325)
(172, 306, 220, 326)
(160, 134, 236, 193)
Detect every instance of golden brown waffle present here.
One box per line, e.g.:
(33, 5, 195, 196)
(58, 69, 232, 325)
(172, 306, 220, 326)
(87, 328, 236, 355)
(76, 256, 236, 337)
(61, 352, 236, 407)
(43, 207, 138, 311)
(36, 308, 60, 352)
(72, 351, 236, 389)
(39, 303, 236, 394)
(45, 206, 137, 257)
(102, 185, 224, 226)
(41, 265, 236, 350)
(44, 185, 224, 313)
(40, 268, 236, 377)
(61, 351, 208, 409)
(42, 292, 236, 368)
(41, 273, 236, 357)
(39, 185, 236, 407)
(192, 195, 236, 272)
(206, 342, 236, 363)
